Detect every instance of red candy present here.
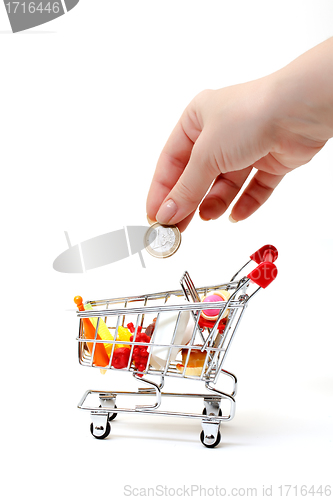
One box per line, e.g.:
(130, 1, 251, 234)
(198, 316, 227, 332)
(112, 324, 151, 375)
(130, 331, 151, 377)
(127, 322, 142, 334)
(111, 347, 130, 369)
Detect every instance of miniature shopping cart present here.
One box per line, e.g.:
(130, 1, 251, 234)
(76, 245, 278, 447)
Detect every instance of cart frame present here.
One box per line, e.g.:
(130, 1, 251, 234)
(76, 245, 278, 446)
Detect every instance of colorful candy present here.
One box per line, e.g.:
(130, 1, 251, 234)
(145, 318, 156, 337)
(114, 325, 132, 349)
(111, 347, 130, 369)
(130, 331, 151, 376)
(74, 296, 110, 368)
(201, 290, 230, 321)
(149, 295, 194, 369)
(84, 302, 114, 356)
(176, 345, 208, 376)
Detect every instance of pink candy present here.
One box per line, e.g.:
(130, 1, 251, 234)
(202, 294, 225, 317)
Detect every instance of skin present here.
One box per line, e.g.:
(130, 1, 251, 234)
(146, 37, 333, 232)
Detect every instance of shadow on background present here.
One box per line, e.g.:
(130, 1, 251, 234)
(0, 30, 55, 34)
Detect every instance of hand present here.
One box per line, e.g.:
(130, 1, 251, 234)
(146, 38, 333, 231)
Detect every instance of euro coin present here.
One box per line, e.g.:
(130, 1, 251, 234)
(144, 223, 181, 259)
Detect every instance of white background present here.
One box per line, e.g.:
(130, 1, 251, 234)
(1, 1, 332, 499)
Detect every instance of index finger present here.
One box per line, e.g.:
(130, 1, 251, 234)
(146, 114, 201, 221)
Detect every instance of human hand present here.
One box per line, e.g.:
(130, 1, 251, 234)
(146, 38, 333, 232)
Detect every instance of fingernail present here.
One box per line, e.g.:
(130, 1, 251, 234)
(199, 212, 211, 221)
(228, 214, 238, 223)
(147, 215, 156, 225)
(156, 199, 178, 224)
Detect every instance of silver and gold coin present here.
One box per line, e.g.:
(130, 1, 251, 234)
(144, 222, 181, 259)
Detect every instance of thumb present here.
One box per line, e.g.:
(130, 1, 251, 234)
(155, 132, 219, 225)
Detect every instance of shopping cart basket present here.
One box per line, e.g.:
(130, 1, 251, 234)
(76, 244, 278, 447)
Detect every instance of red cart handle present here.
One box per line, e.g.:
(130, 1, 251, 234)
(250, 244, 278, 264)
(247, 245, 278, 288)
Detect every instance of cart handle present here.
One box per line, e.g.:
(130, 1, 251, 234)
(250, 244, 278, 264)
(247, 244, 278, 289)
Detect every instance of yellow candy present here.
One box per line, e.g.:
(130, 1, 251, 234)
(83, 305, 132, 355)
(115, 325, 132, 349)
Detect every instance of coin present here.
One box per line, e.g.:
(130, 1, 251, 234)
(144, 223, 181, 259)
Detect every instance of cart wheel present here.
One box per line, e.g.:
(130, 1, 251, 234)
(108, 405, 118, 421)
(99, 404, 118, 421)
(200, 429, 221, 448)
(202, 407, 222, 417)
(90, 421, 111, 440)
